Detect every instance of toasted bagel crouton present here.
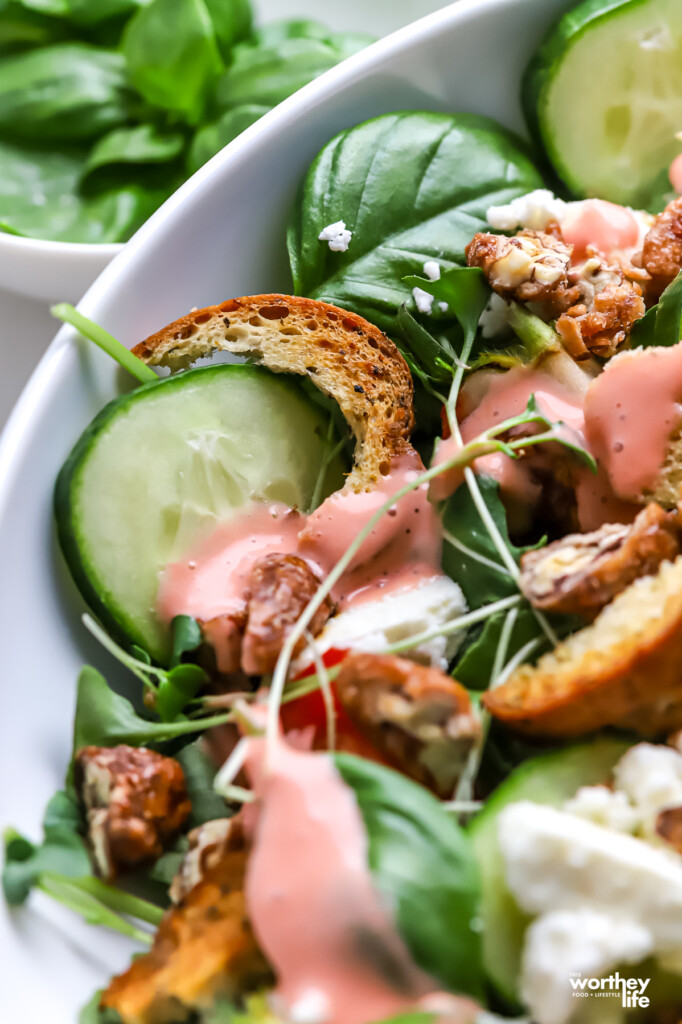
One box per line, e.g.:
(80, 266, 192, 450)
(102, 846, 270, 1024)
(133, 294, 415, 493)
(484, 555, 682, 737)
(520, 504, 680, 620)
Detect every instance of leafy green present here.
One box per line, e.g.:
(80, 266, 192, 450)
(0, 2, 68, 52)
(0, 43, 130, 140)
(0, 137, 175, 242)
(453, 607, 544, 690)
(631, 270, 682, 348)
(187, 102, 266, 172)
(170, 614, 204, 666)
(203, 0, 251, 58)
(81, 122, 185, 180)
(177, 741, 231, 827)
(72, 665, 231, 749)
(214, 31, 372, 111)
(37, 872, 162, 942)
(334, 753, 484, 999)
(122, 0, 223, 124)
(288, 111, 543, 334)
(16, 0, 147, 26)
(2, 789, 90, 905)
(396, 304, 456, 390)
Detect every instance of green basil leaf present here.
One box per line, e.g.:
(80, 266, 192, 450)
(62, 0, 149, 26)
(0, 139, 176, 242)
(187, 102, 268, 172)
(288, 111, 543, 335)
(2, 789, 90, 905)
(203, 0, 251, 59)
(0, 1, 68, 51)
(252, 18, 330, 46)
(404, 266, 491, 341)
(333, 753, 484, 999)
(122, 0, 223, 125)
(81, 123, 185, 180)
(214, 32, 372, 113)
(631, 270, 682, 348)
(0, 43, 131, 141)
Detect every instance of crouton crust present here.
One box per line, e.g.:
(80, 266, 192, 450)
(484, 556, 682, 737)
(101, 847, 270, 1024)
(132, 294, 415, 493)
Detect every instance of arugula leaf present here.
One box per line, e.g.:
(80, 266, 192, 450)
(334, 753, 484, 999)
(0, 43, 131, 141)
(81, 123, 185, 181)
(170, 614, 204, 666)
(631, 270, 682, 348)
(187, 103, 267, 172)
(288, 111, 543, 334)
(122, 0, 224, 125)
(396, 304, 456, 387)
(177, 740, 232, 827)
(442, 475, 526, 610)
(214, 31, 371, 111)
(72, 666, 231, 749)
(2, 789, 90, 905)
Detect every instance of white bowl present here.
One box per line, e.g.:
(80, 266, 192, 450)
(0, 0, 447, 303)
(0, 0, 573, 1018)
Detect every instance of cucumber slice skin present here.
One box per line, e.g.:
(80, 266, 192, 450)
(55, 364, 345, 665)
(523, 0, 678, 208)
(468, 738, 631, 1007)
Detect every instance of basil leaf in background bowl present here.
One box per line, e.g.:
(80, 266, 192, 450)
(80, 122, 186, 181)
(333, 752, 484, 1000)
(0, 42, 131, 140)
(0, 2, 69, 52)
(288, 111, 544, 335)
(187, 102, 267, 173)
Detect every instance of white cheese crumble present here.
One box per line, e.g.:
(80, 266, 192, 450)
(295, 574, 467, 672)
(412, 259, 448, 316)
(615, 743, 682, 840)
(564, 784, 640, 833)
(487, 189, 567, 233)
(498, 798, 682, 1024)
(479, 292, 511, 339)
(318, 220, 352, 252)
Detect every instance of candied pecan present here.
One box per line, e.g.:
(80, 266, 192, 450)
(641, 196, 682, 300)
(241, 553, 333, 675)
(466, 229, 574, 311)
(520, 503, 680, 619)
(102, 844, 271, 1023)
(335, 652, 480, 798)
(169, 817, 244, 904)
(556, 276, 645, 359)
(200, 612, 246, 675)
(75, 745, 191, 881)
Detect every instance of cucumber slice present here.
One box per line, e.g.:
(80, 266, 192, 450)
(524, 0, 682, 208)
(56, 364, 346, 664)
(468, 739, 631, 1006)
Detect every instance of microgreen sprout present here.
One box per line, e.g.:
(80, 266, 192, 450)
(52, 304, 158, 386)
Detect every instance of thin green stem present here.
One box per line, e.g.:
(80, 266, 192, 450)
(52, 304, 158, 385)
(442, 529, 512, 577)
(382, 594, 522, 657)
(82, 614, 162, 691)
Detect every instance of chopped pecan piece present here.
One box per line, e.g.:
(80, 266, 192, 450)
(241, 553, 333, 675)
(335, 652, 480, 798)
(201, 553, 334, 678)
(520, 503, 679, 619)
(641, 196, 682, 300)
(556, 271, 645, 359)
(75, 745, 191, 881)
(466, 229, 574, 309)
(102, 843, 271, 1024)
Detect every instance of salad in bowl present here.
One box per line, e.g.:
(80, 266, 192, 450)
(7, 0, 682, 1022)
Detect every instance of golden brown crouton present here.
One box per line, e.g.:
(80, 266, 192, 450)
(132, 294, 415, 493)
(520, 503, 679, 620)
(641, 196, 682, 301)
(335, 652, 480, 797)
(75, 746, 191, 881)
(102, 846, 271, 1024)
(484, 555, 682, 738)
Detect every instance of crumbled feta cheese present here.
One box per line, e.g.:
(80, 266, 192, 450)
(521, 909, 652, 1024)
(479, 292, 511, 339)
(615, 743, 682, 839)
(318, 220, 352, 252)
(564, 784, 640, 833)
(288, 988, 329, 1024)
(487, 189, 567, 233)
(296, 575, 467, 672)
(498, 801, 682, 1024)
(412, 286, 435, 315)
(422, 260, 441, 281)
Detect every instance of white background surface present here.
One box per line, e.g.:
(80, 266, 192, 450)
(0, 0, 448, 429)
